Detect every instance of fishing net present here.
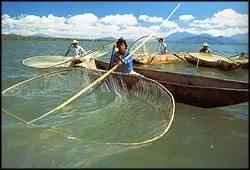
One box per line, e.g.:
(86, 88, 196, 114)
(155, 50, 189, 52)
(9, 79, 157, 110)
(22, 56, 73, 68)
(2, 67, 175, 146)
(128, 35, 160, 64)
(22, 40, 115, 68)
(22, 50, 110, 68)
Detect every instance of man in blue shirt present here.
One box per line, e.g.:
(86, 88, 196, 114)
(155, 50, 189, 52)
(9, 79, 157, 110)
(109, 38, 141, 75)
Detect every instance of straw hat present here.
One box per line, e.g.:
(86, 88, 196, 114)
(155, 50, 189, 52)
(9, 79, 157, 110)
(203, 42, 208, 46)
(72, 40, 78, 44)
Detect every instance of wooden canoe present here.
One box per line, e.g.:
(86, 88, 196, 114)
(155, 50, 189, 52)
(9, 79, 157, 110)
(186, 52, 241, 71)
(93, 59, 249, 108)
(228, 53, 249, 69)
(133, 52, 187, 65)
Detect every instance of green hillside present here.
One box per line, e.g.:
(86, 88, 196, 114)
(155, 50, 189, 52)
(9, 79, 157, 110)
(2, 34, 115, 42)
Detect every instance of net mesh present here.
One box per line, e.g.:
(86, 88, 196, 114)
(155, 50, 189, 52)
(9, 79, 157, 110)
(22, 41, 113, 68)
(129, 35, 160, 63)
(22, 56, 73, 68)
(2, 68, 175, 145)
(22, 50, 109, 69)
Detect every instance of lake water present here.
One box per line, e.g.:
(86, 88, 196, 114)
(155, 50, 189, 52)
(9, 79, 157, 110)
(1, 40, 249, 168)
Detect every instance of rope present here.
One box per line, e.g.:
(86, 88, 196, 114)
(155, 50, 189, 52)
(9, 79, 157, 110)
(172, 53, 186, 61)
(225, 56, 240, 65)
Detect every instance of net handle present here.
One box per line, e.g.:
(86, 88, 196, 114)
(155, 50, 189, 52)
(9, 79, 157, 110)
(123, 3, 181, 62)
(108, 45, 116, 70)
(64, 43, 73, 56)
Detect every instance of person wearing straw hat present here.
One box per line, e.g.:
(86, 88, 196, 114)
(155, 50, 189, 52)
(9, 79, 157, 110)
(65, 40, 88, 67)
(199, 42, 212, 54)
(65, 40, 88, 57)
(109, 38, 141, 75)
(158, 37, 168, 54)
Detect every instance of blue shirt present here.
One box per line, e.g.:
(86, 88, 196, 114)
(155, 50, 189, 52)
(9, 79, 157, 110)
(110, 49, 133, 73)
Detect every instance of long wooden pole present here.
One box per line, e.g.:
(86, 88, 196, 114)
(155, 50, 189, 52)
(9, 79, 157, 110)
(64, 43, 73, 56)
(27, 3, 181, 124)
(196, 58, 199, 68)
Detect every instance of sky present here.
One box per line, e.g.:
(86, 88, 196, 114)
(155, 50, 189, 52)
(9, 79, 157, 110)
(1, 1, 249, 40)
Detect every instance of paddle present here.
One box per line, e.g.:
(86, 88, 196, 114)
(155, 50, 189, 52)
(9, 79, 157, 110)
(64, 43, 73, 56)
(172, 53, 186, 61)
(147, 38, 164, 64)
(27, 3, 181, 125)
(108, 44, 116, 70)
(40, 40, 116, 69)
(225, 56, 240, 65)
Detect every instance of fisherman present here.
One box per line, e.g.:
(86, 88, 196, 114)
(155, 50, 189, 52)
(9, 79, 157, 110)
(239, 52, 247, 58)
(199, 42, 212, 54)
(158, 37, 168, 54)
(65, 40, 88, 67)
(109, 38, 141, 75)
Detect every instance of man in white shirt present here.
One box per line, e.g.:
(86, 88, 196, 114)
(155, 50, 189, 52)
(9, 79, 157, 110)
(158, 38, 167, 54)
(65, 40, 89, 67)
(65, 40, 88, 57)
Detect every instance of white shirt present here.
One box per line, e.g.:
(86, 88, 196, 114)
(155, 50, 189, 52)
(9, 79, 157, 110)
(72, 45, 87, 57)
(159, 42, 167, 54)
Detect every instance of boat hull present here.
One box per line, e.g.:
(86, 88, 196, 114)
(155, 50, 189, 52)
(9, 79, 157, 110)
(229, 54, 249, 69)
(94, 59, 249, 108)
(186, 52, 241, 71)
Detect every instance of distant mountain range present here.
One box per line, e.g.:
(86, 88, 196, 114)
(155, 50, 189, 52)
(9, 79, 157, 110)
(166, 31, 248, 44)
(2, 32, 248, 45)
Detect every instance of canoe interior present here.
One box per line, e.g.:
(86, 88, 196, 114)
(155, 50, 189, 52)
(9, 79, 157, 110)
(186, 52, 243, 71)
(228, 54, 249, 69)
(133, 52, 186, 64)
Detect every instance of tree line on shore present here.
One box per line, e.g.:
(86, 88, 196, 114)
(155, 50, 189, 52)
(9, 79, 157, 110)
(2, 34, 115, 42)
